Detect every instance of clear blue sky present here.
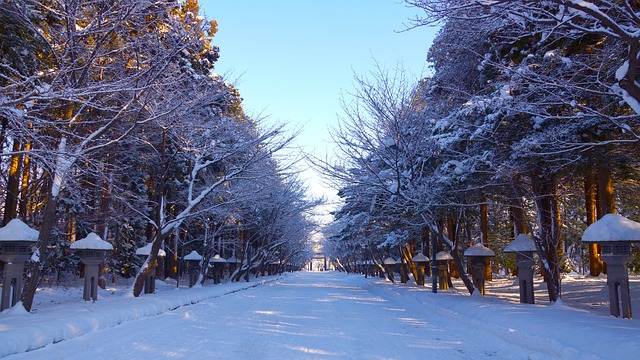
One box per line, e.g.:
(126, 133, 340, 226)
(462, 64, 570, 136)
(201, 0, 438, 202)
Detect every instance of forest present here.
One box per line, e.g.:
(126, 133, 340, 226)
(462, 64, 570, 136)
(321, 0, 640, 303)
(2, 0, 640, 314)
(0, 0, 317, 312)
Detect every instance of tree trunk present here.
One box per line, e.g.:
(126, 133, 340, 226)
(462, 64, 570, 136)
(132, 232, 165, 297)
(585, 169, 602, 276)
(435, 223, 475, 294)
(18, 141, 32, 219)
(447, 218, 459, 278)
(421, 226, 431, 276)
(596, 166, 615, 275)
(531, 169, 561, 302)
(597, 167, 616, 217)
(20, 192, 58, 312)
(480, 202, 492, 281)
(164, 230, 179, 279)
(3, 139, 23, 225)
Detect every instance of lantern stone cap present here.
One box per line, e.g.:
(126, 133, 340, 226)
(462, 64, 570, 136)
(383, 257, 397, 265)
(435, 251, 453, 261)
(183, 250, 202, 261)
(504, 234, 537, 253)
(70, 232, 113, 250)
(136, 243, 166, 257)
(412, 253, 429, 262)
(0, 219, 39, 242)
(464, 243, 495, 257)
(209, 254, 226, 263)
(582, 213, 640, 243)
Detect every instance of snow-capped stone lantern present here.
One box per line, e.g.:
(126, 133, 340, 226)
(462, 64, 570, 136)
(435, 251, 453, 290)
(209, 255, 226, 284)
(582, 214, 640, 319)
(267, 260, 279, 276)
(504, 234, 537, 304)
(70, 233, 113, 301)
(464, 243, 495, 295)
(412, 253, 429, 286)
(135, 243, 166, 294)
(383, 257, 396, 282)
(226, 255, 240, 276)
(183, 250, 202, 288)
(0, 219, 38, 311)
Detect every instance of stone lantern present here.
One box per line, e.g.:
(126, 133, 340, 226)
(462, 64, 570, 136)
(435, 251, 453, 290)
(412, 253, 429, 286)
(70, 233, 113, 301)
(267, 260, 278, 275)
(183, 250, 202, 288)
(464, 243, 495, 295)
(582, 213, 640, 318)
(226, 255, 240, 276)
(504, 234, 537, 304)
(209, 255, 226, 284)
(0, 219, 38, 311)
(136, 243, 166, 294)
(383, 257, 396, 282)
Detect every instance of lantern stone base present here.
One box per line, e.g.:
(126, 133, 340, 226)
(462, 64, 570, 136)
(0, 256, 29, 311)
(81, 259, 102, 301)
(601, 255, 634, 318)
(515, 256, 536, 304)
(437, 264, 449, 290)
(471, 264, 487, 295)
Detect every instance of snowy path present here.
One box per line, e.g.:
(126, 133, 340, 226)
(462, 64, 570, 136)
(3, 271, 639, 359)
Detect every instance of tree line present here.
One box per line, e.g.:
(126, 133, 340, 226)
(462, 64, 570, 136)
(320, 0, 640, 302)
(0, 0, 316, 312)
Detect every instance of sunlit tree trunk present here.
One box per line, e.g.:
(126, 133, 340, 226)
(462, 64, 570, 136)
(584, 168, 602, 276)
(596, 166, 616, 275)
(480, 202, 492, 281)
(3, 139, 23, 225)
(18, 141, 32, 219)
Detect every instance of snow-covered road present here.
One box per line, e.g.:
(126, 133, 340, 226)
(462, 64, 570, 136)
(4, 271, 639, 359)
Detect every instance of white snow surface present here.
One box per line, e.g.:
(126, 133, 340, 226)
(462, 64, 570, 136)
(435, 250, 453, 261)
(582, 213, 640, 242)
(0, 219, 39, 242)
(209, 254, 226, 263)
(135, 242, 167, 257)
(183, 250, 202, 261)
(1, 272, 640, 359)
(464, 243, 495, 257)
(412, 253, 429, 262)
(69, 232, 113, 250)
(504, 234, 537, 253)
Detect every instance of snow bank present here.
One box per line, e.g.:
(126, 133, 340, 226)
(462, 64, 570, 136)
(69, 233, 113, 250)
(0, 277, 281, 357)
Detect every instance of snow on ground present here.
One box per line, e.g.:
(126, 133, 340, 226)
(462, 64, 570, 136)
(1, 271, 639, 359)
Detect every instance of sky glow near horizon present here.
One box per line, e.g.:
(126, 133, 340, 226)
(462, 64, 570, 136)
(201, 1, 439, 215)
